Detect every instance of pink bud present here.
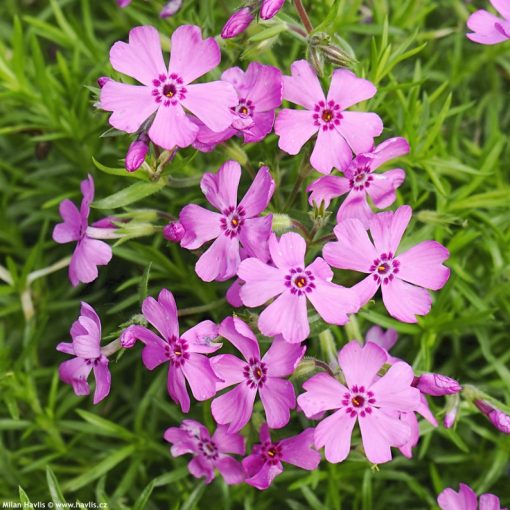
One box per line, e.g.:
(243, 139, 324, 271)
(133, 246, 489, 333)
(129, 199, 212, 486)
(91, 217, 118, 229)
(160, 0, 182, 18)
(163, 221, 185, 243)
(97, 76, 111, 88)
(221, 8, 254, 39)
(443, 407, 457, 429)
(416, 373, 462, 396)
(476, 400, 510, 434)
(117, 0, 132, 7)
(260, 0, 285, 19)
(125, 137, 149, 172)
(120, 326, 137, 349)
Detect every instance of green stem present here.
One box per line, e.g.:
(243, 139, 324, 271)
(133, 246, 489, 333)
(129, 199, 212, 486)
(294, 0, 313, 34)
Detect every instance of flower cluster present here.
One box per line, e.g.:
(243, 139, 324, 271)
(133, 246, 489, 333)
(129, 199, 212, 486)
(49, 13, 509, 502)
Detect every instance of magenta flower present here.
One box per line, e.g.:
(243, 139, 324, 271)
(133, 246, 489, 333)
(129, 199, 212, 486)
(125, 134, 149, 172)
(221, 1, 285, 39)
(275, 60, 383, 174)
(160, 0, 183, 18)
(323, 205, 450, 323)
(126, 289, 222, 412)
(211, 317, 305, 432)
(238, 231, 360, 343)
(193, 62, 283, 151)
(307, 137, 408, 227)
(100, 25, 237, 150)
(475, 400, 510, 434)
(179, 161, 274, 282)
(298, 341, 421, 464)
(467, 1, 510, 45)
(56, 302, 111, 404)
(164, 419, 245, 485)
(163, 221, 185, 243)
(416, 373, 462, 396)
(52, 175, 112, 287)
(438, 483, 507, 510)
(242, 423, 320, 490)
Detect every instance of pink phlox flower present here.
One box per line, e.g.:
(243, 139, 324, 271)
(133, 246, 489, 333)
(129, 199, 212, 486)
(193, 62, 283, 151)
(438, 483, 507, 510)
(179, 161, 275, 282)
(211, 317, 305, 432)
(56, 302, 111, 404)
(297, 341, 422, 464)
(125, 289, 222, 412)
(100, 25, 237, 150)
(365, 325, 398, 353)
(323, 205, 450, 323)
(242, 423, 320, 490)
(307, 137, 408, 227)
(238, 231, 360, 343)
(275, 60, 383, 175)
(164, 419, 246, 485)
(467, 1, 510, 45)
(52, 175, 112, 286)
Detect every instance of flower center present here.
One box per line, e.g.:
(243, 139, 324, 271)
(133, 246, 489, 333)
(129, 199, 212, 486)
(163, 337, 190, 367)
(85, 357, 102, 366)
(152, 73, 187, 107)
(313, 100, 343, 131)
(198, 439, 219, 460)
(243, 358, 268, 389)
(233, 98, 254, 118)
(342, 385, 376, 418)
(370, 253, 400, 285)
(220, 206, 246, 238)
(350, 167, 374, 191)
(285, 268, 315, 296)
(261, 441, 282, 464)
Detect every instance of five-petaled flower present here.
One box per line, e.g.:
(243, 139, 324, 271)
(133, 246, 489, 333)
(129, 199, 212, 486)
(238, 231, 360, 343)
(275, 60, 383, 174)
(180, 161, 274, 282)
(467, 1, 510, 45)
(126, 289, 222, 412)
(298, 341, 422, 464)
(242, 423, 320, 490)
(211, 317, 305, 432)
(164, 419, 245, 484)
(323, 205, 450, 323)
(100, 25, 237, 150)
(307, 137, 409, 227)
(57, 302, 111, 404)
(438, 483, 507, 510)
(52, 175, 113, 287)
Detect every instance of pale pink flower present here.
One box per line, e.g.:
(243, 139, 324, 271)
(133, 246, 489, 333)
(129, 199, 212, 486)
(467, 1, 510, 45)
(438, 483, 507, 510)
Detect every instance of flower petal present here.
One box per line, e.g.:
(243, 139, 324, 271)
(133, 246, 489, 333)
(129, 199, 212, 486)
(182, 353, 220, 401)
(336, 111, 383, 155)
(243, 111, 276, 143)
(365, 326, 398, 352)
(69, 237, 112, 287)
(238, 216, 273, 261)
(338, 341, 387, 389)
(168, 25, 220, 84)
(396, 241, 450, 290)
(370, 137, 410, 170)
(258, 290, 309, 344)
(307, 175, 350, 209)
(238, 166, 275, 217)
(327, 69, 377, 109)
(92, 360, 111, 404)
(213, 425, 246, 455)
(219, 316, 260, 361)
(263, 335, 305, 378)
(181, 320, 221, 354)
(259, 377, 296, 429)
(298, 372, 347, 417)
(467, 10, 510, 44)
(168, 365, 190, 413)
(211, 382, 257, 433)
(142, 289, 179, 341)
(366, 169, 405, 209)
(275, 109, 318, 155)
(100, 81, 158, 134)
(245, 62, 283, 111)
(195, 235, 240, 282)
(53, 200, 82, 243)
(283, 60, 325, 109)
(352, 275, 380, 306)
(238, 258, 285, 306)
(188, 456, 214, 484)
(210, 354, 246, 391)
(381, 278, 432, 323)
(310, 125, 353, 174)
(314, 409, 356, 463)
(244, 457, 283, 490)
(148, 103, 198, 150)
(437, 484, 478, 510)
(179, 204, 222, 250)
(369, 205, 412, 255)
(268, 232, 307, 270)
(337, 189, 374, 228)
(59, 357, 92, 396)
(200, 160, 241, 212)
(280, 428, 321, 469)
(215, 456, 245, 485)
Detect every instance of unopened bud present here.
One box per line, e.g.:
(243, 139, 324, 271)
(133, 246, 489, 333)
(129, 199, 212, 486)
(160, 0, 183, 18)
(416, 373, 462, 397)
(120, 326, 138, 349)
(221, 8, 254, 39)
(260, 0, 285, 19)
(308, 32, 355, 69)
(271, 213, 293, 233)
(163, 221, 185, 243)
(475, 400, 510, 434)
(443, 394, 460, 429)
(125, 136, 149, 172)
(97, 76, 111, 88)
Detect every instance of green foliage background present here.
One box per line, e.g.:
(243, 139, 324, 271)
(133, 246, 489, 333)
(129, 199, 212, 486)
(0, 0, 509, 508)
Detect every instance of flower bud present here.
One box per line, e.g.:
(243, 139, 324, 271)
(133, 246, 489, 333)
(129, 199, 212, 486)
(475, 400, 510, 434)
(260, 0, 285, 19)
(163, 221, 185, 243)
(160, 0, 183, 18)
(125, 136, 149, 172)
(416, 373, 462, 396)
(221, 8, 254, 39)
(97, 76, 111, 88)
(120, 326, 137, 349)
(271, 213, 293, 233)
(117, 0, 132, 7)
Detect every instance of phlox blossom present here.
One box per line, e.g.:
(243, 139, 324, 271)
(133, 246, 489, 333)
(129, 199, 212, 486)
(323, 205, 450, 323)
(438, 483, 507, 510)
(57, 302, 111, 404)
(164, 419, 245, 485)
(100, 25, 237, 150)
(297, 341, 422, 464)
(242, 423, 320, 490)
(211, 317, 305, 432)
(467, 1, 510, 45)
(275, 60, 383, 174)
